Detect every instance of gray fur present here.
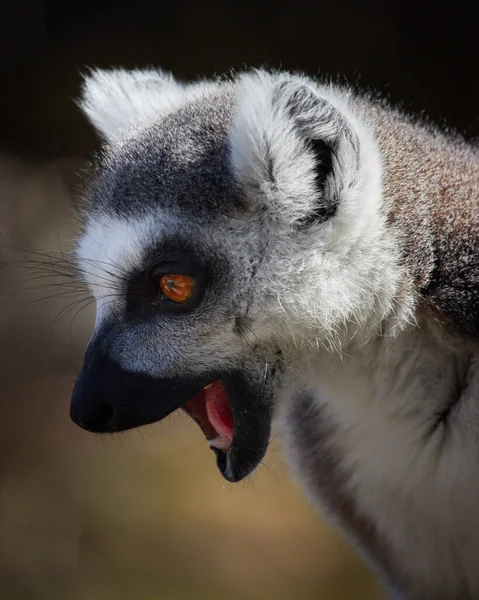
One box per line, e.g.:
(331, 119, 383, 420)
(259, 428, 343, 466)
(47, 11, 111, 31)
(75, 68, 479, 599)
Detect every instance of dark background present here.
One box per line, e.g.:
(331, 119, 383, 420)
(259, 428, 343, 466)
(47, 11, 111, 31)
(0, 3, 477, 599)
(2, 0, 479, 160)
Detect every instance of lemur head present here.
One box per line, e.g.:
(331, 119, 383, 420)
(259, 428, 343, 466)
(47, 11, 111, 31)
(71, 68, 398, 482)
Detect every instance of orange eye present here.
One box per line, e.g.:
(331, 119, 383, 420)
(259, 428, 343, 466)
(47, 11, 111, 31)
(159, 274, 194, 303)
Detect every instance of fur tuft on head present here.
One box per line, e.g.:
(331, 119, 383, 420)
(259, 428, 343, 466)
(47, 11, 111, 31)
(79, 68, 216, 141)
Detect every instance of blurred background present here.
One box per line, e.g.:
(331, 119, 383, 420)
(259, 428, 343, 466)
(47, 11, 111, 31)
(1, 2, 478, 598)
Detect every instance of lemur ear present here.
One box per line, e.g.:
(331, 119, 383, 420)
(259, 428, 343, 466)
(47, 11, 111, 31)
(230, 73, 361, 227)
(78, 68, 185, 141)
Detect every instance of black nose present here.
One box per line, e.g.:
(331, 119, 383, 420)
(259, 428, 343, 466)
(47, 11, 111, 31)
(70, 394, 117, 432)
(70, 335, 208, 434)
(70, 348, 121, 433)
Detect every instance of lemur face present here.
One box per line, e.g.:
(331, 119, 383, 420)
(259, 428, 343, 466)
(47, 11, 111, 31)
(71, 68, 388, 481)
(72, 89, 277, 481)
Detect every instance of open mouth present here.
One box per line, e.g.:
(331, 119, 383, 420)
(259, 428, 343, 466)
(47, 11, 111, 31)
(70, 342, 273, 483)
(183, 380, 235, 477)
(184, 381, 234, 450)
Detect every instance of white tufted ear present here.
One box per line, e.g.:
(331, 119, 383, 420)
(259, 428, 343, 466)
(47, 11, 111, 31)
(78, 68, 187, 141)
(229, 71, 362, 228)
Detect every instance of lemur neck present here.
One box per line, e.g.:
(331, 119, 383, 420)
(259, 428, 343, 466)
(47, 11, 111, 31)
(355, 96, 479, 339)
(282, 323, 474, 599)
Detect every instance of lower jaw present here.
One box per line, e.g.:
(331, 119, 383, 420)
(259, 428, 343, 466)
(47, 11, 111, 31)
(181, 373, 272, 483)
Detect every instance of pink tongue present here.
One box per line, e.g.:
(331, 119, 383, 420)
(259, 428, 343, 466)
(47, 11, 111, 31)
(205, 381, 234, 443)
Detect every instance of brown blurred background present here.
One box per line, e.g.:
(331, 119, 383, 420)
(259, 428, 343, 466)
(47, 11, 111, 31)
(1, 2, 478, 599)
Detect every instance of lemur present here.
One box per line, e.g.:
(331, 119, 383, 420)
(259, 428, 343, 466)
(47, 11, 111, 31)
(70, 68, 479, 599)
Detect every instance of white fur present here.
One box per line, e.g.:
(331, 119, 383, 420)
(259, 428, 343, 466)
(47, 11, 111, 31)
(76, 215, 170, 329)
(230, 71, 412, 349)
(282, 328, 479, 597)
(80, 68, 217, 141)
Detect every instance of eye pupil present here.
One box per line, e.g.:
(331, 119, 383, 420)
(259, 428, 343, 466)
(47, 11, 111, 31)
(159, 274, 194, 303)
